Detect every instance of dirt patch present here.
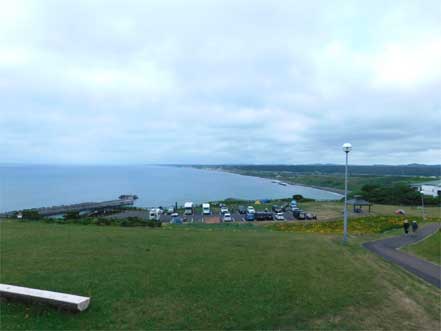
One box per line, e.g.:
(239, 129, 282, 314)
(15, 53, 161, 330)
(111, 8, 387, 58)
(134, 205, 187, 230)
(204, 216, 220, 224)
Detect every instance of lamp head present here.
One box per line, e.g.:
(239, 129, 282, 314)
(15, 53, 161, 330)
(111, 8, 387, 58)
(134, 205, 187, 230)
(342, 143, 352, 153)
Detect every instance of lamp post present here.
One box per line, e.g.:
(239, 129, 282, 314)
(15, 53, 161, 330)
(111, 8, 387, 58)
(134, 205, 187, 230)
(342, 143, 352, 242)
(421, 193, 426, 221)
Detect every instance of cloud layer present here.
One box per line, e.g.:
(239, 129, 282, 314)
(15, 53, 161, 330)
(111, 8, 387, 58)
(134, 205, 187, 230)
(1, 0, 440, 164)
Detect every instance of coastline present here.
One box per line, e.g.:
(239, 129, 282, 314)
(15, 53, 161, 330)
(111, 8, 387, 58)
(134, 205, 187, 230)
(186, 166, 345, 197)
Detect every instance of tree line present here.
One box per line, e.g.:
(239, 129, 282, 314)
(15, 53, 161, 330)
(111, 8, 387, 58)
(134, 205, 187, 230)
(359, 184, 440, 205)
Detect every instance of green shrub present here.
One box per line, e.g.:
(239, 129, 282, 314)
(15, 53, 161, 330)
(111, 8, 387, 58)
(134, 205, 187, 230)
(64, 211, 80, 220)
(77, 218, 92, 225)
(146, 220, 161, 228)
(293, 194, 315, 202)
(360, 184, 440, 206)
(269, 216, 435, 234)
(94, 218, 111, 226)
(21, 210, 42, 220)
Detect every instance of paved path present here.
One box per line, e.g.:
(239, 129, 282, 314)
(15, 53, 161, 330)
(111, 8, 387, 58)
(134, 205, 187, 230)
(363, 223, 441, 288)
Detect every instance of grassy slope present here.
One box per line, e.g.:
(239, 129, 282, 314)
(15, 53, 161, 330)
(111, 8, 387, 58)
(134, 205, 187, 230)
(403, 230, 441, 265)
(1, 221, 440, 330)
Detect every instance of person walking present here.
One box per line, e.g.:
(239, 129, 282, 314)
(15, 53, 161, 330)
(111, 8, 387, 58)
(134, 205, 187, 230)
(411, 220, 418, 235)
(403, 219, 410, 234)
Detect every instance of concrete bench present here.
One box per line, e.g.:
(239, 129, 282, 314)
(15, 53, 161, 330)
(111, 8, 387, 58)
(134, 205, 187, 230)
(0, 284, 90, 312)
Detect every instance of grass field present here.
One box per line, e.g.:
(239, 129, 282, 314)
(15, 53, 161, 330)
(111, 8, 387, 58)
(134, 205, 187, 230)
(1, 221, 440, 330)
(298, 201, 440, 221)
(403, 230, 441, 265)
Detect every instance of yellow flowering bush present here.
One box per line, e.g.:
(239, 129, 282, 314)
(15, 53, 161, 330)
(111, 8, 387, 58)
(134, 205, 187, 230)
(268, 216, 433, 234)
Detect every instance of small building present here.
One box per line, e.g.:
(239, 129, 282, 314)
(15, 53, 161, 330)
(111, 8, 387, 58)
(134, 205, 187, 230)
(347, 196, 372, 213)
(411, 180, 441, 197)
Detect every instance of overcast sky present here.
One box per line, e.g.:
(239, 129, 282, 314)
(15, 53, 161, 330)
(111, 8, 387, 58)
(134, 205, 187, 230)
(1, 0, 440, 165)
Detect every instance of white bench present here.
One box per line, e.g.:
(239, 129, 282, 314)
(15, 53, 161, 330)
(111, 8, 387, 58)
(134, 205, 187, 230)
(0, 283, 90, 312)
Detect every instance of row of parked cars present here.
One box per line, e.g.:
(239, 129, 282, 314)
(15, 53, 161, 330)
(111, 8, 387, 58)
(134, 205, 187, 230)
(153, 199, 316, 223)
(218, 204, 284, 222)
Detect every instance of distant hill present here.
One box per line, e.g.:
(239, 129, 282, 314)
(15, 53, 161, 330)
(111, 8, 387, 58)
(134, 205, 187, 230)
(191, 164, 441, 177)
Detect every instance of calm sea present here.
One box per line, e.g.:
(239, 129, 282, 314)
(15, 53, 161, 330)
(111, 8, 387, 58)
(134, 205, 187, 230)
(0, 165, 341, 212)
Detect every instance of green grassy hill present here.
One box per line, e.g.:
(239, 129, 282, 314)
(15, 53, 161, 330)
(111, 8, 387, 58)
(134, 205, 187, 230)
(403, 230, 441, 265)
(1, 221, 440, 330)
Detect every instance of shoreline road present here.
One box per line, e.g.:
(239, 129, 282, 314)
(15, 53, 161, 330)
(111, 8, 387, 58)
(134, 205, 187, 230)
(363, 223, 441, 288)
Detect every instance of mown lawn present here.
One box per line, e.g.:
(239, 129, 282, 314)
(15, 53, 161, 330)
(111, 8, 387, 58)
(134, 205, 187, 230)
(0, 221, 440, 330)
(403, 230, 441, 265)
(299, 201, 440, 221)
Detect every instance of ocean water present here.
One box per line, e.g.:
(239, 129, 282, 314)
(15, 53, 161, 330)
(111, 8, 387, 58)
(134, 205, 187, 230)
(0, 165, 341, 211)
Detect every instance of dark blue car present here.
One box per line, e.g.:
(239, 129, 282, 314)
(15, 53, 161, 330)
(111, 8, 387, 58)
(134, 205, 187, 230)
(245, 213, 255, 221)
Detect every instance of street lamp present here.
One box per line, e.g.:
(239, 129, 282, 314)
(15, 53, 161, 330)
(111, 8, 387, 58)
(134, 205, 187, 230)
(342, 143, 352, 242)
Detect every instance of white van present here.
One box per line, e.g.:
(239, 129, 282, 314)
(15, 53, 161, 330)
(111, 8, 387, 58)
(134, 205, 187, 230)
(247, 206, 256, 214)
(202, 203, 211, 215)
(184, 202, 194, 215)
(149, 208, 161, 221)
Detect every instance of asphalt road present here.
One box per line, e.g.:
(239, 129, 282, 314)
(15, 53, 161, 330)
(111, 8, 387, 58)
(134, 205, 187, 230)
(363, 223, 441, 288)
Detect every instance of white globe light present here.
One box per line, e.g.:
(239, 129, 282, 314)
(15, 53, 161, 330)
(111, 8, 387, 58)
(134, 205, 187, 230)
(342, 143, 352, 153)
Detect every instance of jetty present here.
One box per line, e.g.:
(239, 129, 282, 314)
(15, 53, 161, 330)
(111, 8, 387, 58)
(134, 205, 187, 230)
(0, 195, 138, 218)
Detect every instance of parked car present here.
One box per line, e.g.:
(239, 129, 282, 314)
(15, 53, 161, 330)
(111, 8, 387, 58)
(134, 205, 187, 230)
(170, 212, 179, 218)
(247, 206, 256, 214)
(292, 208, 301, 218)
(238, 205, 247, 214)
(297, 211, 306, 220)
(272, 205, 282, 213)
(305, 213, 317, 220)
(170, 216, 184, 224)
(245, 213, 255, 221)
(274, 212, 285, 221)
(166, 207, 174, 215)
(220, 206, 229, 214)
(222, 213, 233, 222)
(255, 212, 274, 221)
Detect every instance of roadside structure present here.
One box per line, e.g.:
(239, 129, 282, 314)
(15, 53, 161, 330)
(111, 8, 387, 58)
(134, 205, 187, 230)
(347, 196, 372, 213)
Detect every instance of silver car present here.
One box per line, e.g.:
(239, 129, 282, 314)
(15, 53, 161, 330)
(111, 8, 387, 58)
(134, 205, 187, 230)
(222, 213, 233, 222)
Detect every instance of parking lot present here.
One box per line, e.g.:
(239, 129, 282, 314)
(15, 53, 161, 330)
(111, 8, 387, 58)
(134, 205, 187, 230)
(103, 195, 317, 225)
(174, 210, 297, 223)
(106, 209, 296, 224)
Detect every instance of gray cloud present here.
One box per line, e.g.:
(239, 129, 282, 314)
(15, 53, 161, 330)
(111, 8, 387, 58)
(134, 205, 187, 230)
(0, 0, 440, 165)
